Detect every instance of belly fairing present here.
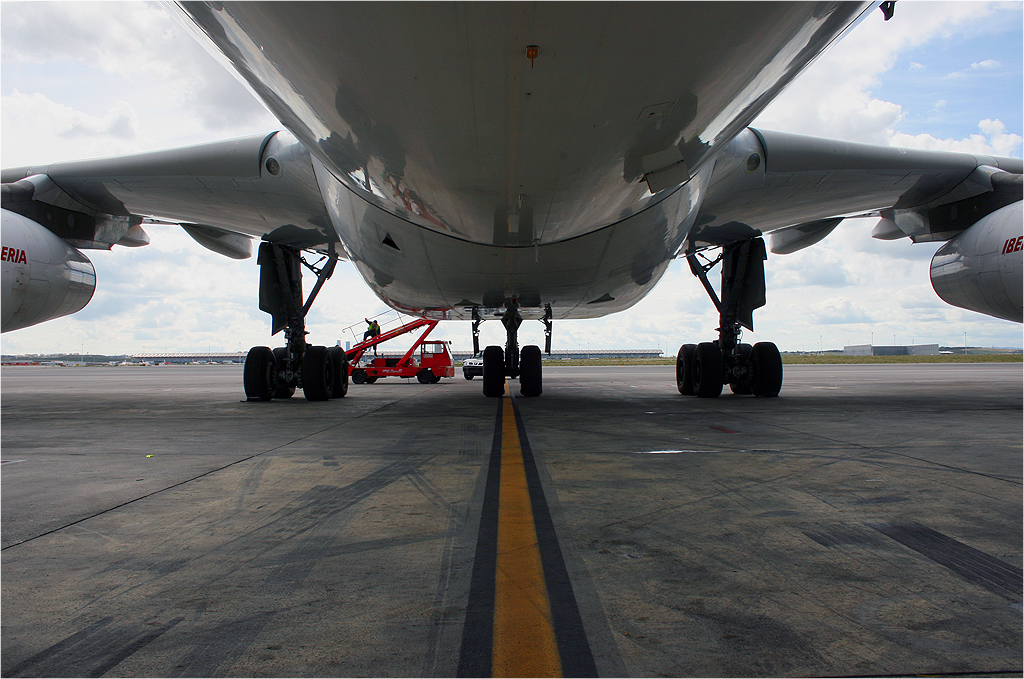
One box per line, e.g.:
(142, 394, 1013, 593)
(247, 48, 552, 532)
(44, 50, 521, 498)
(314, 158, 711, 320)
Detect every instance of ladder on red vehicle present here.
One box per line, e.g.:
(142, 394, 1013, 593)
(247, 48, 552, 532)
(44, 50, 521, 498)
(345, 318, 438, 367)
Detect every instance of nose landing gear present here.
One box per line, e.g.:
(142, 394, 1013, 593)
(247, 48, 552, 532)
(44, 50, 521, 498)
(477, 301, 550, 397)
(677, 237, 783, 398)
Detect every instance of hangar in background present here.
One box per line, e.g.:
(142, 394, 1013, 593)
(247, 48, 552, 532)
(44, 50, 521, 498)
(844, 344, 940, 357)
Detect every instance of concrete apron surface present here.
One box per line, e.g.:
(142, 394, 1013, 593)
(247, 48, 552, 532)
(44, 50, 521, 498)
(1, 363, 1021, 677)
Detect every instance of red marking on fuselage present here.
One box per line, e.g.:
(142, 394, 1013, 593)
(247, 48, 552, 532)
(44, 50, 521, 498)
(1003, 236, 1024, 254)
(1, 246, 28, 264)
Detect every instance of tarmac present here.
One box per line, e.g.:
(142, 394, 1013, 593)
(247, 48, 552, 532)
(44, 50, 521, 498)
(1, 362, 1021, 677)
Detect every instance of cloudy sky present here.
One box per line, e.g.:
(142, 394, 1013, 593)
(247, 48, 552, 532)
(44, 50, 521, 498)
(2, 1, 1021, 356)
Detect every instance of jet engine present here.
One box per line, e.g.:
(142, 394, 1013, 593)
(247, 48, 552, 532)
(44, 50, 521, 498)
(1, 208, 96, 332)
(930, 201, 1023, 322)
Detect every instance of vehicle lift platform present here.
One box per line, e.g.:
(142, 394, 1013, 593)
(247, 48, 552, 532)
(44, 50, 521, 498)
(346, 318, 454, 384)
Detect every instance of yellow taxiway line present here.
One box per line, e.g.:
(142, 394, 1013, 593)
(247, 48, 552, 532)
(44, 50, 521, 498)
(492, 387, 562, 677)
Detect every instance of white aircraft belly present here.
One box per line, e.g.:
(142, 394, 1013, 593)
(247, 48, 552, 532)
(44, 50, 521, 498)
(314, 159, 711, 320)
(177, 2, 872, 245)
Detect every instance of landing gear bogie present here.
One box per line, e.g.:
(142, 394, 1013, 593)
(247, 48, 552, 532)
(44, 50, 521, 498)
(243, 241, 345, 403)
(678, 237, 784, 398)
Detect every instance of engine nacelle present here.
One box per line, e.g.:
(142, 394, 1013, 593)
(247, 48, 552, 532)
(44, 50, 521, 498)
(2, 208, 96, 332)
(930, 201, 1023, 322)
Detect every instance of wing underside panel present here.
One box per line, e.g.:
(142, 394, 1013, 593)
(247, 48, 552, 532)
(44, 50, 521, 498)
(1, 132, 338, 253)
(690, 128, 1022, 248)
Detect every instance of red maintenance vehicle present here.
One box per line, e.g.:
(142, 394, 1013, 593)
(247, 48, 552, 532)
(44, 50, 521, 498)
(346, 318, 454, 384)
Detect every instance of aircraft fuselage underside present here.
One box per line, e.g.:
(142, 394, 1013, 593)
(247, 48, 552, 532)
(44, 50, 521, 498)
(313, 158, 709, 321)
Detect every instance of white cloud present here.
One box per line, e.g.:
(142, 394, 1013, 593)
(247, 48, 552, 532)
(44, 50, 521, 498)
(59, 99, 139, 140)
(808, 297, 874, 325)
(948, 59, 1002, 77)
(972, 59, 1000, 69)
(3, 2, 194, 79)
(828, 218, 940, 262)
(1, 91, 143, 163)
(769, 248, 856, 289)
(889, 118, 1023, 157)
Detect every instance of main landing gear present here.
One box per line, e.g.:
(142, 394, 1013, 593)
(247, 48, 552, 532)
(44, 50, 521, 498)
(243, 242, 349, 402)
(475, 301, 551, 398)
(677, 237, 783, 398)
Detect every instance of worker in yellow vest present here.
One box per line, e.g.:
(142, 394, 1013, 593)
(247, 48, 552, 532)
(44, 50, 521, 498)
(364, 318, 381, 354)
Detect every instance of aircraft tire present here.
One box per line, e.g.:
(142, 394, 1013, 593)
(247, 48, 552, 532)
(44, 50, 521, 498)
(749, 341, 783, 397)
(729, 343, 753, 395)
(329, 346, 349, 398)
(302, 345, 333, 401)
(482, 345, 505, 397)
(692, 342, 724, 398)
(351, 369, 367, 384)
(520, 345, 542, 397)
(676, 343, 697, 395)
(243, 346, 276, 401)
(417, 369, 434, 384)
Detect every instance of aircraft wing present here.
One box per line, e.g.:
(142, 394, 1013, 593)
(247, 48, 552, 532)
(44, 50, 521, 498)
(2, 124, 1021, 336)
(1, 130, 336, 257)
(691, 128, 1023, 253)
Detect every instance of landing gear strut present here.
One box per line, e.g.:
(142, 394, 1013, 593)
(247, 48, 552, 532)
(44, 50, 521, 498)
(477, 300, 549, 398)
(243, 242, 348, 402)
(677, 237, 783, 398)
